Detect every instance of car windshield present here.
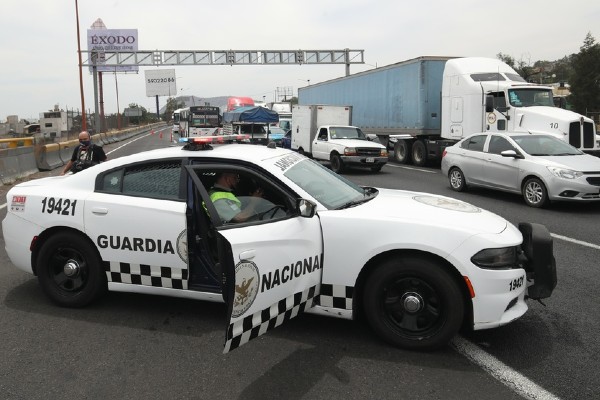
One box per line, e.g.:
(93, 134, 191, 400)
(283, 158, 376, 209)
(329, 126, 366, 140)
(511, 135, 583, 156)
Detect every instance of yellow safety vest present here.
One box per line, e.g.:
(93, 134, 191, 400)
(209, 190, 241, 206)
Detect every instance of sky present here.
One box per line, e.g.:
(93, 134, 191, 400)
(1, 0, 599, 121)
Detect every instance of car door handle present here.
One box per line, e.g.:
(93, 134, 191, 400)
(91, 207, 108, 215)
(239, 250, 256, 261)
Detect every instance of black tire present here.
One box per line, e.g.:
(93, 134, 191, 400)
(363, 256, 464, 350)
(522, 177, 549, 208)
(37, 232, 107, 307)
(330, 153, 345, 174)
(393, 140, 412, 164)
(448, 167, 467, 192)
(411, 140, 428, 167)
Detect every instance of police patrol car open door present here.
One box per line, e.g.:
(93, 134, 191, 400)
(186, 165, 323, 353)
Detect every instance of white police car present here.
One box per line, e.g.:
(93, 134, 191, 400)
(2, 136, 556, 352)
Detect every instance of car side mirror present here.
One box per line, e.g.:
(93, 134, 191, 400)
(297, 199, 317, 218)
(500, 149, 523, 159)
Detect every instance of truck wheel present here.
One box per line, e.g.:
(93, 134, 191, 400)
(393, 140, 412, 164)
(522, 177, 549, 208)
(411, 140, 428, 167)
(448, 167, 467, 192)
(36, 232, 107, 307)
(330, 153, 345, 173)
(363, 256, 464, 350)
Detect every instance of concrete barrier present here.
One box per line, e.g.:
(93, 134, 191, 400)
(36, 143, 64, 171)
(59, 141, 77, 165)
(0, 148, 22, 184)
(16, 147, 39, 178)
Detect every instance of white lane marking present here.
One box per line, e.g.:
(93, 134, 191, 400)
(384, 163, 437, 173)
(452, 336, 562, 400)
(551, 233, 600, 250)
(106, 131, 160, 155)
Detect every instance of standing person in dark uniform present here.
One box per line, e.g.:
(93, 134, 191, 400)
(61, 131, 107, 175)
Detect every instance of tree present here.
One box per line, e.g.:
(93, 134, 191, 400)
(569, 32, 600, 114)
(126, 103, 151, 125)
(497, 52, 534, 81)
(162, 97, 186, 122)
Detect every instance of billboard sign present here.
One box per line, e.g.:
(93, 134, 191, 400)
(87, 29, 139, 72)
(145, 69, 177, 97)
(124, 108, 143, 117)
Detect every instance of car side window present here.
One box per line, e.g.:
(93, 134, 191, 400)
(487, 136, 514, 155)
(98, 161, 182, 200)
(317, 128, 328, 140)
(460, 135, 486, 152)
(197, 168, 293, 225)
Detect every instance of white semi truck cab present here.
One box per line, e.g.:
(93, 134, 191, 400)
(442, 57, 599, 150)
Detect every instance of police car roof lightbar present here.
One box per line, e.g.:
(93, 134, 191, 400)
(179, 135, 251, 151)
(178, 134, 250, 144)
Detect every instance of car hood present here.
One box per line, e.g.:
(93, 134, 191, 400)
(525, 106, 594, 123)
(331, 138, 385, 148)
(349, 188, 507, 234)
(532, 154, 600, 171)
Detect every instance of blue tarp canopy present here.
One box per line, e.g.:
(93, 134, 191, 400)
(222, 106, 279, 124)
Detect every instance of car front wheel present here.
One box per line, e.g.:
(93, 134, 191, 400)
(37, 232, 107, 307)
(523, 177, 549, 208)
(330, 153, 345, 174)
(363, 256, 464, 350)
(448, 167, 467, 192)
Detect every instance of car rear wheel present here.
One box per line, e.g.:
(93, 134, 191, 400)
(363, 256, 464, 350)
(37, 232, 107, 307)
(448, 167, 467, 192)
(330, 153, 345, 174)
(523, 177, 549, 208)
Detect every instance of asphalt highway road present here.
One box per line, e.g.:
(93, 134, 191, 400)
(0, 127, 597, 399)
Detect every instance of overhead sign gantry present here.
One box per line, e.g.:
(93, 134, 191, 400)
(82, 49, 364, 75)
(82, 48, 365, 126)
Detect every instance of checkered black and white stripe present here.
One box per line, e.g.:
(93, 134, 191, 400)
(224, 284, 319, 353)
(318, 284, 353, 310)
(104, 261, 188, 290)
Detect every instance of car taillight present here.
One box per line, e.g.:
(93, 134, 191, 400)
(442, 149, 447, 158)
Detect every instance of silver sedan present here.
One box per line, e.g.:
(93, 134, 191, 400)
(441, 132, 600, 207)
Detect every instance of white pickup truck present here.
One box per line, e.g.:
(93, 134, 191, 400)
(291, 105, 388, 173)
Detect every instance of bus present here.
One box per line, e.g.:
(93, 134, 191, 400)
(178, 107, 190, 137)
(172, 108, 183, 135)
(188, 106, 222, 137)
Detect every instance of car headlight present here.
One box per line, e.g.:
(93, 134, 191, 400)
(344, 147, 357, 156)
(471, 247, 518, 269)
(380, 149, 388, 157)
(547, 166, 583, 179)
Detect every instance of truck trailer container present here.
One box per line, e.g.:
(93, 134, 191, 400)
(298, 56, 599, 166)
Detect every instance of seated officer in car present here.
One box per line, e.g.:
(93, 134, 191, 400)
(209, 172, 263, 223)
